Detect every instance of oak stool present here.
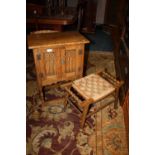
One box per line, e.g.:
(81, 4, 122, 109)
(61, 71, 124, 128)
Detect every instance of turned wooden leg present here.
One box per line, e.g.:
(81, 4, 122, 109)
(38, 86, 45, 105)
(114, 89, 119, 109)
(80, 104, 90, 128)
(42, 86, 46, 101)
(63, 93, 69, 110)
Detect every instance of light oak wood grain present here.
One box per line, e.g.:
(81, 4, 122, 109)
(28, 31, 90, 105)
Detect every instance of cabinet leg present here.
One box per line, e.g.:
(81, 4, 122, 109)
(42, 86, 46, 101)
(38, 86, 45, 105)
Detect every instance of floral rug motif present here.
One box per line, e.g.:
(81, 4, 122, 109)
(27, 98, 95, 155)
(26, 51, 128, 155)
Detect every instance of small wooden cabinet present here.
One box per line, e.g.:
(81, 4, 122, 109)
(27, 31, 89, 103)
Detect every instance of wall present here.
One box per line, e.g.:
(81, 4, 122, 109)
(96, 0, 107, 25)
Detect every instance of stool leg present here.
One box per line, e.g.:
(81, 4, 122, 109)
(42, 86, 46, 101)
(80, 104, 90, 128)
(63, 93, 69, 110)
(114, 89, 119, 109)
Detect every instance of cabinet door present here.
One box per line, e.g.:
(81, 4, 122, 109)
(33, 47, 61, 86)
(61, 44, 84, 80)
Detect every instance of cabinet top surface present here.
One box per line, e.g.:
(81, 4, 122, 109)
(28, 31, 90, 49)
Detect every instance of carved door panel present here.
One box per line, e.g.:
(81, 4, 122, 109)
(61, 46, 77, 80)
(34, 47, 61, 86)
(61, 44, 84, 80)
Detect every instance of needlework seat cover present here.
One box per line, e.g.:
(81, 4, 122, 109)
(72, 74, 115, 101)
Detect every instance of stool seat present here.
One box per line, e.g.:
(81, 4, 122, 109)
(72, 74, 115, 101)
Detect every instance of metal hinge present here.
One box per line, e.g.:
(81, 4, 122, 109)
(37, 52, 41, 60)
(78, 49, 83, 55)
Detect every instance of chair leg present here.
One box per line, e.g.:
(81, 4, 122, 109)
(114, 89, 119, 109)
(80, 104, 90, 128)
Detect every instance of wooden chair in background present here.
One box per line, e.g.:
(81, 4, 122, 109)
(122, 89, 129, 149)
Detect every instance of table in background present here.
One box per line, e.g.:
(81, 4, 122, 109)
(27, 3, 78, 31)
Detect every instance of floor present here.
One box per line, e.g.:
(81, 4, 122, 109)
(83, 26, 114, 52)
(26, 51, 128, 155)
(64, 24, 114, 52)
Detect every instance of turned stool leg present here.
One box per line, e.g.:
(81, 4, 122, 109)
(42, 86, 46, 101)
(80, 104, 90, 128)
(114, 88, 119, 109)
(63, 93, 69, 110)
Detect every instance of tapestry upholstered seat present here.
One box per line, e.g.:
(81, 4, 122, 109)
(61, 71, 124, 128)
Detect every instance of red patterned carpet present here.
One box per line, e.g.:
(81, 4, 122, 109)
(26, 51, 128, 155)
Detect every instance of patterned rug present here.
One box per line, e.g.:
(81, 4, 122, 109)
(26, 51, 128, 155)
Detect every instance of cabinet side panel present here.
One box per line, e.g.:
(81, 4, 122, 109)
(76, 44, 85, 78)
(33, 48, 44, 86)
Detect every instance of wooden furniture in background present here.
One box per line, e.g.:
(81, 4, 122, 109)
(122, 90, 129, 149)
(104, 0, 128, 27)
(27, 3, 78, 31)
(27, 31, 90, 104)
(80, 0, 97, 33)
(103, 0, 129, 104)
(61, 71, 124, 128)
(109, 25, 129, 104)
(103, 0, 129, 145)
